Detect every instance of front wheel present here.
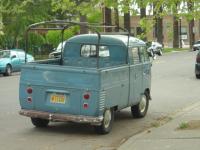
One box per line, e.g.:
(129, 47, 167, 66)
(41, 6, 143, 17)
(3, 65, 12, 76)
(31, 118, 49, 127)
(131, 94, 149, 118)
(94, 109, 114, 134)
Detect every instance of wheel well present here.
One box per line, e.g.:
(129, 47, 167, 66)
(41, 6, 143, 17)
(145, 89, 151, 100)
(113, 105, 118, 111)
(7, 64, 12, 69)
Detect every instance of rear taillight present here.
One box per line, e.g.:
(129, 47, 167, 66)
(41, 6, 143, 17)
(83, 93, 90, 100)
(27, 87, 33, 94)
(196, 55, 200, 63)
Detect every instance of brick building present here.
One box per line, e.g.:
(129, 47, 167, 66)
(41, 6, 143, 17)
(129, 15, 200, 48)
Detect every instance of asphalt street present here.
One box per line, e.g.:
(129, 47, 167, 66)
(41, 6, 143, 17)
(0, 51, 199, 150)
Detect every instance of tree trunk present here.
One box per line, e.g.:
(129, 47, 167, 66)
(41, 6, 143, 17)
(140, 7, 146, 41)
(153, 3, 163, 45)
(124, 12, 130, 32)
(114, 8, 119, 32)
(157, 7, 163, 45)
(80, 15, 88, 34)
(173, 3, 179, 48)
(173, 16, 179, 48)
(153, 3, 157, 39)
(188, 20, 195, 49)
(188, 1, 195, 49)
(0, 13, 3, 35)
(140, 8, 146, 18)
(103, 7, 112, 32)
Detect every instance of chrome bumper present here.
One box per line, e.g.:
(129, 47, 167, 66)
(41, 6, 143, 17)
(19, 109, 103, 125)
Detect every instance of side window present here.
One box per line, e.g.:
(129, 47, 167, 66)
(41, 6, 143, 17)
(81, 45, 110, 58)
(17, 52, 25, 59)
(131, 47, 141, 64)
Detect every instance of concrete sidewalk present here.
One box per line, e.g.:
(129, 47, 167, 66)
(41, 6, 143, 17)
(118, 102, 200, 150)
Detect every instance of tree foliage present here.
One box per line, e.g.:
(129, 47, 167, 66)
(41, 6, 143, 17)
(1, 0, 200, 49)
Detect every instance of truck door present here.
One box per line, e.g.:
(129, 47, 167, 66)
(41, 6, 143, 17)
(129, 47, 143, 105)
(10, 51, 20, 71)
(140, 46, 151, 92)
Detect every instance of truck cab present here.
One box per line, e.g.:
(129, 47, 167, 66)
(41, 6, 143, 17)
(19, 21, 152, 134)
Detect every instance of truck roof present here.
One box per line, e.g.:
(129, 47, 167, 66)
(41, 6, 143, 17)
(67, 34, 146, 47)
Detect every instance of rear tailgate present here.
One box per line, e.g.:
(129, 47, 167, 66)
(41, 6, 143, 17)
(19, 64, 100, 116)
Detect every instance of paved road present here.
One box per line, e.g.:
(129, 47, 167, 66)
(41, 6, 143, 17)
(0, 51, 199, 150)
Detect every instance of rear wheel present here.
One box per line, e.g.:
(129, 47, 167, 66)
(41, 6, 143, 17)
(31, 118, 49, 127)
(3, 65, 12, 76)
(131, 94, 149, 118)
(158, 49, 163, 56)
(94, 108, 114, 134)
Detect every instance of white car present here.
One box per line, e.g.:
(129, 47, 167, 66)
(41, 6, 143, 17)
(193, 40, 200, 51)
(49, 41, 66, 58)
(147, 41, 163, 56)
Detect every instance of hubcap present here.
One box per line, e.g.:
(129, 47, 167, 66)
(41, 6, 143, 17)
(103, 109, 111, 128)
(139, 96, 147, 114)
(7, 67, 11, 75)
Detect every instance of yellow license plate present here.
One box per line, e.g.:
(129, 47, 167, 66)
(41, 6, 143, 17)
(50, 94, 66, 104)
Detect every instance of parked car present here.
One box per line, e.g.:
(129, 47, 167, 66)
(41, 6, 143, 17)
(49, 41, 66, 58)
(19, 21, 152, 134)
(0, 49, 34, 76)
(147, 41, 163, 56)
(195, 50, 200, 78)
(193, 40, 200, 51)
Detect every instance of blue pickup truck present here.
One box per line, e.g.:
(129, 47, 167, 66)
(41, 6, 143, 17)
(19, 21, 152, 134)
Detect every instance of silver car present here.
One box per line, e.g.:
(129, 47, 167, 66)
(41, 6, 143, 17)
(147, 41, 163, 56)
(193, 40, 200, 51)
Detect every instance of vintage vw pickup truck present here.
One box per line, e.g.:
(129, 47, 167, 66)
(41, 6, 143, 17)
(19, 21, 152, 134)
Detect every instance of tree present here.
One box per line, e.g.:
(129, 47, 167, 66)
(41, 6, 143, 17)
(0, 0, 52, 49)
(122, 0, 131, 32)
(153, 1, 163, 45)
(187, 0, 195, 49)
(113, 0, 119, 32)
(139, 0, 147, 40)
(103, 6, 112, 32)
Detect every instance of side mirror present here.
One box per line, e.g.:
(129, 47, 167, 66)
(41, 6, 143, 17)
(11, 55, 17, 59)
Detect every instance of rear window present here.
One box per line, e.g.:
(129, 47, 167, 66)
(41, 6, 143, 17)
(81, 45, 110, 58)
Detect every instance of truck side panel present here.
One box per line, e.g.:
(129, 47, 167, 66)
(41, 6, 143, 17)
(100, 65, 129, 110)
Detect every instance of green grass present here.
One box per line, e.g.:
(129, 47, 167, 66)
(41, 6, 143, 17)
(178, 122, 189, 129)
(34, 55, 49, 60)
(163, 48, 189, 53)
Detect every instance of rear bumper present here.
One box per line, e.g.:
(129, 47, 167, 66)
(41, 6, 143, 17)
(19, 109, 103, 125)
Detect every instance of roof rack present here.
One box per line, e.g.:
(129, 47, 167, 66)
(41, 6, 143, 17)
(25, 20, 130, 67)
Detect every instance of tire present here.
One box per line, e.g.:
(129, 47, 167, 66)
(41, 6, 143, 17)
(31, 118, 49, 127)
(196, 74, 200, 79)
(131, 94, 149, 118)
(158, 49, 163, 56)
(149, 49, 154, 57)
(94, 108, 114, 134)
(3, 64, 12, 76)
